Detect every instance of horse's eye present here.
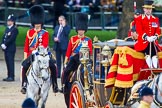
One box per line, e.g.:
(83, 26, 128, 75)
(38, 60, 41, 63)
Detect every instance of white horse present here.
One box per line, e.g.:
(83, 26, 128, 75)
(128, 72, 162, 108)
(26, 46, 51, 108)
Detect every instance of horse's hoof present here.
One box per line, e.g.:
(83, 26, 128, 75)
(53, 87, 60, 93)
(21, 88, 26, 94)
(59, 88, 64, 93)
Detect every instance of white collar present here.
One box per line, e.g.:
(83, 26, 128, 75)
(146, 15, 151, 19)
(8, 25, 13, 29)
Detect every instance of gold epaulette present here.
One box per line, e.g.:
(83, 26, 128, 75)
(27, 30, 38, 40)
(142, 14, 145, 19)
(151, 15, 155, 19)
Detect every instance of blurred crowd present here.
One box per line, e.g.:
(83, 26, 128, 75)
(0, 0, 124, 12)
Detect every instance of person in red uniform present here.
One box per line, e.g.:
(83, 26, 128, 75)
(21, 5, 59, 94)
(127, 9, 141, 41)
(134, 0, 161, 68)
(61, 13, 93, 107)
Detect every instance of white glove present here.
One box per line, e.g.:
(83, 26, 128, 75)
(64, 63, 67, 68)
(32, 49, 37, 54)
(151, 36, 158, 41)
(1, 44, 7, 50)
(146, 36, 154, 42)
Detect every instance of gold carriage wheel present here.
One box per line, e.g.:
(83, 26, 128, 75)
(69, 81, 85, 108)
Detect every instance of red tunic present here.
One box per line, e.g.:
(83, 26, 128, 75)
(65, 35, 93, 60)
(24, 28, 49, 57)
(134, 15, 161, 51)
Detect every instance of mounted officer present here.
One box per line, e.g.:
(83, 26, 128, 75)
(1, 14, 18, 81)
(20, 5, 59, 94)
(61, 12, 93, 107)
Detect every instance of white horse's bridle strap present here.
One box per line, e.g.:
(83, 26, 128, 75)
(31, 71, 42, 88)
(153, 75, 162, 107)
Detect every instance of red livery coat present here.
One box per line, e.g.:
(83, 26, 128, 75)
(134, 14, 161, 51)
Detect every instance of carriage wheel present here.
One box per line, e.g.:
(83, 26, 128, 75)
(105, 101, 114, 108)
(69, 81, 85, 108)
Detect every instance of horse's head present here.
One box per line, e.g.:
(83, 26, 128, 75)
(33, 46, 51, 81)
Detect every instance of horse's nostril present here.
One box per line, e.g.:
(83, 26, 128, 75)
(42, 77, 48, 81)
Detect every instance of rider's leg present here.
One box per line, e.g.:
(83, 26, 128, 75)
(49, 58, 59, 93)
(145, 55, 152, 68)
(152, 55, 158, 68)
(21, 65, 29, 94)
(21, 55, 32, 94)
(61, 54, 80, 93)
(152, 44, 158, 68)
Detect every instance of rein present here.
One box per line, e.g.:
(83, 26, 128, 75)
(31, 65, 43, 88)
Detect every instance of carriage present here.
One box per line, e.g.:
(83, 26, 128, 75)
(68, 38, 162, 108)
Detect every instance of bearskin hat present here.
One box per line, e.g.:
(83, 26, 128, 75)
(75, 13, 88, 32)
(29, 5, 45, 26)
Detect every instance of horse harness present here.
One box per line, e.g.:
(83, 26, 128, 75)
(30, 63, 50, 90)
(153, 75, 162, 107)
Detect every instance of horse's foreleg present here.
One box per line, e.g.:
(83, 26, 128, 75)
(27, 86, 39, 107)
(40, 91, 49, 108)
(35, 95, 41, 107)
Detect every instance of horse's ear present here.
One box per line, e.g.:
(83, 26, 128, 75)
(46, 46, 50, 52)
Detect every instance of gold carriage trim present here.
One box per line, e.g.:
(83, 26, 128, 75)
(117, 65, 133, 75)
(105, 78, 115, 87)
(115, 80, 133, 88)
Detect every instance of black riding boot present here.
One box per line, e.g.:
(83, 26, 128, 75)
(21, 54, 33, 94)
(49, 59, 59, 93)
(21, 67, 28, 94)
(61, 54, 80, 93)
(50, 66, 59, 93)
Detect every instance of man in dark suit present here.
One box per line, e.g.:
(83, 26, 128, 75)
(1, 14, 18, 81)
(53, 15, 71, 78)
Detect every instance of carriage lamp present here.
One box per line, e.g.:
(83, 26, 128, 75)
(101, 44, 112, 101)
(79, 40, 92, 103)
(93, 36, 99, 43)
(79, 40, 90, 64)
(101, 44, 112, 69)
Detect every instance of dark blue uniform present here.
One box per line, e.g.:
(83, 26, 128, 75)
(1, 25, 18, 80)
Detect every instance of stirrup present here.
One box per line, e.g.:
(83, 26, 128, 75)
(21, 87, 26, 94)
(21, 82, 27, 94)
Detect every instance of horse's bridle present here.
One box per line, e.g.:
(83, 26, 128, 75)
(30, 56, 50, 89)
(153, 74, 162, 107)
(31, 65, 44, 88)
